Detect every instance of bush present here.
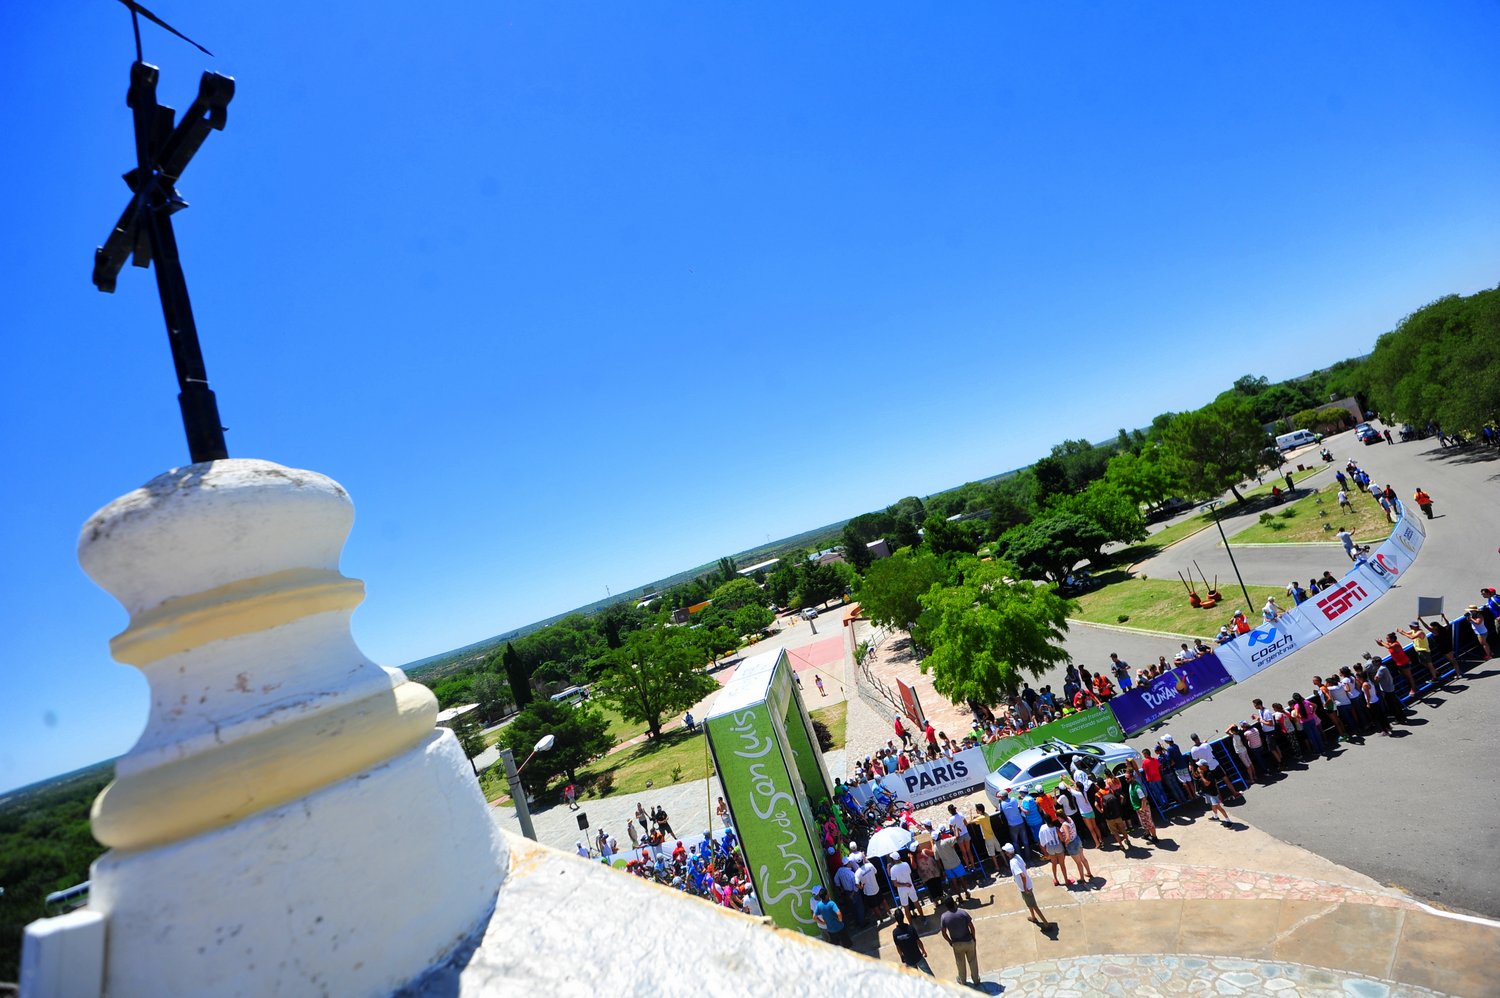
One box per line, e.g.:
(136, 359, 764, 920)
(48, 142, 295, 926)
(669, 765, 683, 784)
(1278, 508, 1296, 519)
(1117, 614, 1130, 623)
(811, 718, 835, 752)
(1259, 512, 1277, 525)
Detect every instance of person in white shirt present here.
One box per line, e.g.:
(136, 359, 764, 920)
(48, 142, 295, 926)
(888, 852, 922, 919)
(857, 856, 885, 920)
(742, 889, 762, 917)
(1002, 843, 1049, 926)
(1263, 597, 1282, 623)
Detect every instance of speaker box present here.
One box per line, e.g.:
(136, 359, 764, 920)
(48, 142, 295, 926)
(576, 812, 589, 831)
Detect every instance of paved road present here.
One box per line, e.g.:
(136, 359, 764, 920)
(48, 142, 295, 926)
(1053, 426, 1500, 917)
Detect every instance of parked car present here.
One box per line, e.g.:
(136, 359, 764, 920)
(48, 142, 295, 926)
(800, 607, 819, 620)
(983, 739, 1142, 807)
(1145, 496, 1193, 524)
(1355, 423, 1381, 445)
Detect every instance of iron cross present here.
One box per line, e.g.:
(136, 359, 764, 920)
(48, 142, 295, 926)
(94, 61, 234, 463)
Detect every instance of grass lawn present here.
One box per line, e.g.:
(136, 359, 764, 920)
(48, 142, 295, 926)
(1113, 467, 1329, 564)
(810, 701, 847, 752)
(1228, 485, 1394, 545)
(1071, 573, 1286, 637)
(576, 729, 717, 799)
(481, 701, 645, 750)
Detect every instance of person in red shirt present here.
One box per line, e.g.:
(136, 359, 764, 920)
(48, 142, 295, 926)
(1139, 749, 1170, 817)
(1091, 674, 1115, 702)
(894, 714, 912, 749)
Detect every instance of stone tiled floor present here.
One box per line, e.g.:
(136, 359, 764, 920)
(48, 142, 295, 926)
(1052, 864, 1422, 911)
(986, 954, 1450, 997)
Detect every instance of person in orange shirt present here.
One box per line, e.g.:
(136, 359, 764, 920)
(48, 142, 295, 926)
(1091, 674, 1115, 702)
(1232, 609, 1251, 635)
(1038, 788, 1060, 823)
(1412, 488, 1434, 519)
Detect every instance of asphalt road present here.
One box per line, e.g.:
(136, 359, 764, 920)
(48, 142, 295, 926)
(1051, 425, 1500, 918)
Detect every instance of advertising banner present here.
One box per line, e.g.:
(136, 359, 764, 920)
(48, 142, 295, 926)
(707, 704, 825, 935)
(1107, 652, 1234, 734)
(1304, 574, 1379, 636)
(1218, 609, 1324, 682)
(849, 707, 1126, 810)
(705, 649, 828, 936)
(977, 706, 1125, 771)
(896, 678, 924, 725)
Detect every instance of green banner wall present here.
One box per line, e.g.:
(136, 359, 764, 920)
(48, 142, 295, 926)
(705, 649, 830, 936)
(978, 706, 1125, 771)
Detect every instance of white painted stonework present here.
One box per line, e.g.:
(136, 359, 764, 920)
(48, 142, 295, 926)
(24, 459, 937, 996)
(25, 460, 504, 997)
(406, 833, 953, 998)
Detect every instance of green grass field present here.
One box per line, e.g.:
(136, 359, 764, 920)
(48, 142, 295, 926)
(1114, 467, 1329, 564)
(1071, 573, 1286, 637)
(1228, 485, 1394, 545)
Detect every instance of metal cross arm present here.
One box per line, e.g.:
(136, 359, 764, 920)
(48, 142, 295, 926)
(94, 63, 233, 291)
(93, 61, 235, 464)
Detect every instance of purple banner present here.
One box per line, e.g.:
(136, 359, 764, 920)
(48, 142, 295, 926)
(1107, 652, 1234, 735)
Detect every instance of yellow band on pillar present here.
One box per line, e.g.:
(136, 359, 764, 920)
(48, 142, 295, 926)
(92, 679, 439, 851)
(110, 568, 366, 665)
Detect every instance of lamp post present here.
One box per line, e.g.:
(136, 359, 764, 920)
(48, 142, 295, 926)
(497, 733, 555, 841)
(1205, 500, 1254, 612)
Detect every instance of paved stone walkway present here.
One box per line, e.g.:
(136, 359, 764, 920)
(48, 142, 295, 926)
(986, 954, 1449, 997)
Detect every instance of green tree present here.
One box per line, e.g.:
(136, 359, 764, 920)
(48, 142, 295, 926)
(706, 624, 741, 661)
(917, 558, 1073, 705)
(1057, 481, 1148, 551)
(470, 673, 511, 724)
(709, 577, 764, 613)
(1362, 287, 1500, 433)
(921, 513, 973, 558)
(593, 626, 717, 739)
(1030, 456, 1071, 506)
(995, 512, 1110, 584)
(796, 562, 846, 609)
(841, 523, 873, 573)
(766, 561, 800, 607)
(430, 674, 474, 709)
(498, 699, 613, 796)
(732, 603, 775, 637)
(1158, 398, 1270, 503)
(856, 548, 948, 635)
(715, 556, 739, 586)
(502, 641, 532, 708)
(453, 710, 487, 775)
(1104, 445, 1173, 509)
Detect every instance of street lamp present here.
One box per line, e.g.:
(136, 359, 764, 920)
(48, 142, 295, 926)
(1205, 500, 1254, 613)
(497, 733, 555, 841)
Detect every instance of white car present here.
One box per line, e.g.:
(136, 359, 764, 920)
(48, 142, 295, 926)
(983, 739, 1142, 808)
(800, 607, 819, 620)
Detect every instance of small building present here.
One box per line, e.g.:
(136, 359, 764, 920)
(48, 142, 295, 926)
(865, 538, 892, 560)
(736, 558, 781, 578)
(435, 703, 481, 730)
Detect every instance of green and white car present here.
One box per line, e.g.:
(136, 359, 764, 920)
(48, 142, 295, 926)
(983, 738, 1141, 807)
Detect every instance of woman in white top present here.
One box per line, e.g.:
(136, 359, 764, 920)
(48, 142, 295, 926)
(1358, 668, 1392, 736)
(1038, 818, 1068, 886)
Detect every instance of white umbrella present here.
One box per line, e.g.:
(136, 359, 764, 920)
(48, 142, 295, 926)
(865, 824, 914, 858)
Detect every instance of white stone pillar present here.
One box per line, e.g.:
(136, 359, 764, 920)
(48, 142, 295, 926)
(27, 459, 505, 997)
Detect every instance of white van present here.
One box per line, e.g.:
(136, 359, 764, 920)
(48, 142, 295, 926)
(1275, 429, 1320, 452)
(549, 686, 588, 706)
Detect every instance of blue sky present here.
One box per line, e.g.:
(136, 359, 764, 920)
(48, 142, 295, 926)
(2, 2, 1497, 793)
